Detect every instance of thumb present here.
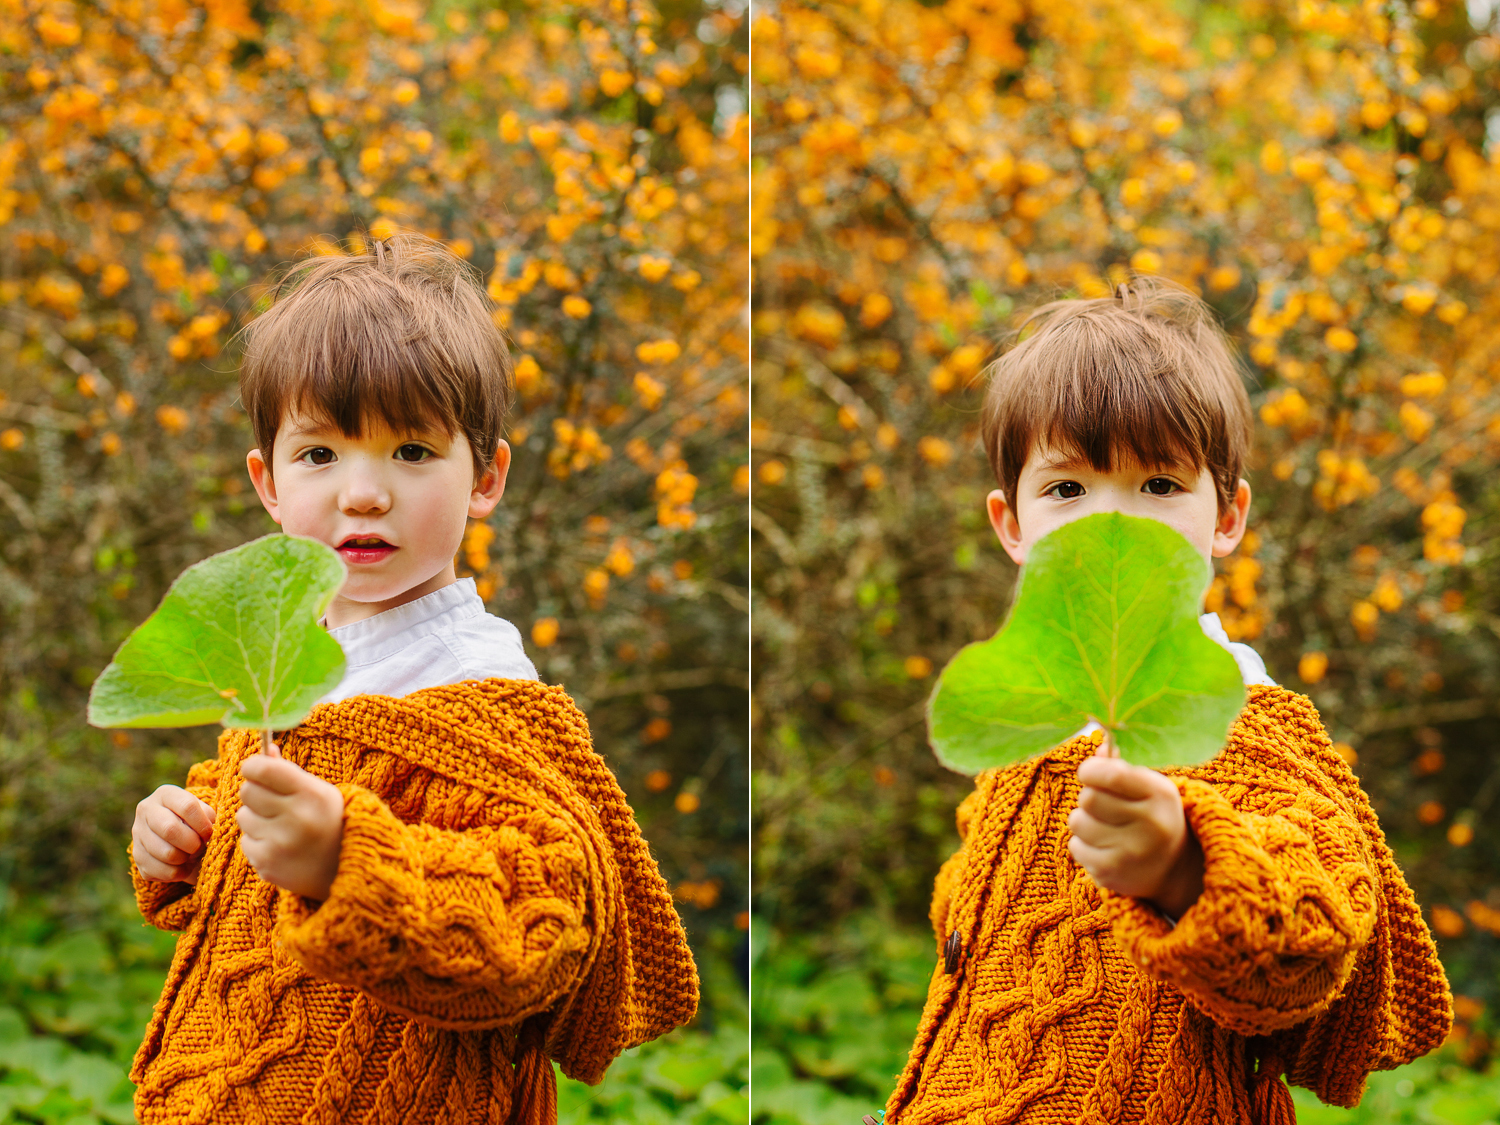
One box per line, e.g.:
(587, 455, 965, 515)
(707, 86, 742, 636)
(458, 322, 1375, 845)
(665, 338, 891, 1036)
(1094, 731, 1119, 759)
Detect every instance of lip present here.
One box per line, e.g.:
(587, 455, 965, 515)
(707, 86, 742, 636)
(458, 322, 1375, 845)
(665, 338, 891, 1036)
(337, 535, 398, 565)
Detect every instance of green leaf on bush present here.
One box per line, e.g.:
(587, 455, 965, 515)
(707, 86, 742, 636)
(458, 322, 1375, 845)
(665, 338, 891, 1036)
(928, 512, 1245, 772)
(87, 535, 346, 731)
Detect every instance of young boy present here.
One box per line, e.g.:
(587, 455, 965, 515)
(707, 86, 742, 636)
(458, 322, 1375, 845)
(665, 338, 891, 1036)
(126, 232, 698, 1124)
(884, 278, 1451, 1124)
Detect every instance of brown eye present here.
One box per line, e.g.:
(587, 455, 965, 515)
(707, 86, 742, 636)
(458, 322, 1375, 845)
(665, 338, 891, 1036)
(396, 443, 430, 462)
(304, 447, 334, 465)
(1053, 481, 1084, 498)
(1145, 477, 1178, 496)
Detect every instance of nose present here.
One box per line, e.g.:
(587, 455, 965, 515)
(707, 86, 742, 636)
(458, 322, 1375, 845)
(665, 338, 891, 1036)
(338, 457, 392, 515)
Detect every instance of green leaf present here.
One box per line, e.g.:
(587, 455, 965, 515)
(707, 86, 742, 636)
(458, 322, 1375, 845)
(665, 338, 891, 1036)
(87, 535, 346, 731)
(929, 512, 1245, 772)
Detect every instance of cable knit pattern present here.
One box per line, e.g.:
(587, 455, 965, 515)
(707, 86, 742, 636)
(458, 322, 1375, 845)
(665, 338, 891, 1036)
(127, 678, 697, 1125)
(886, 685, 1450, 1125)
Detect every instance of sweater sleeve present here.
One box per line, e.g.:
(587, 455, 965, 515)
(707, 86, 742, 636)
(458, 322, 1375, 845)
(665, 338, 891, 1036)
(130, 756, 223, 933)
(1103, 775, 1379, 1036)
(274, 783, 601, 1031)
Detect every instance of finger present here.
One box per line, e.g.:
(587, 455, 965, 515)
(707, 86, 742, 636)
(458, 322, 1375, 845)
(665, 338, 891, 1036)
(138, 824, 194, 868)
(133, 844, 183, 883)
(240, 754, 305, 794)
(160, 787, 215, 838)
(144, 804, 205, 856)
(1077, 757, 1160, 800)
(236, 804, 272, 840)
(1066, 807, 1117, 848)
(238, 780, 290, 818)
(202, 799, 218, 826)
(1068, 836, 1120, 881)
(1077, 786, 1141, 827)
(264, 735, 281, 759)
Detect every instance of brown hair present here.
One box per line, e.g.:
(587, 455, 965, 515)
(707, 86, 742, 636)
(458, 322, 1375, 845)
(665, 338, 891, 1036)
(237, 230, 512, 480)
(980, 276, 1253, 513)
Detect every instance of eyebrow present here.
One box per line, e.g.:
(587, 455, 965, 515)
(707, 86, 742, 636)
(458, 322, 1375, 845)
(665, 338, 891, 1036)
(281, 422, 338, 441)
(1031, 455, 1090, 473)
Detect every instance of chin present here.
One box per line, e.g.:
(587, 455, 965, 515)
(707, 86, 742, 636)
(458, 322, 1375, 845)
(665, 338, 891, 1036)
(340, 580, 408, 605)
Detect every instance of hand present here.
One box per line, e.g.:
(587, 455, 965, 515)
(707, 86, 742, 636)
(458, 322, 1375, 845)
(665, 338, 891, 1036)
(237, 743, 345, 901)
(133, 785, 217, 885)
(1067, 735, 1205, 919)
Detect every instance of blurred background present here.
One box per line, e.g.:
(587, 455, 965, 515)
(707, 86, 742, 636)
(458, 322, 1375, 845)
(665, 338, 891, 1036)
(0, 0, 747, 1121)
(751, 0, 1500, 1120)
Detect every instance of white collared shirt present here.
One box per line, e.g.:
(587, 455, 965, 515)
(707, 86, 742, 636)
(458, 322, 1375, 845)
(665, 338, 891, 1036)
(318, 578, 538, 705)
(1197, 611, 1276, 688)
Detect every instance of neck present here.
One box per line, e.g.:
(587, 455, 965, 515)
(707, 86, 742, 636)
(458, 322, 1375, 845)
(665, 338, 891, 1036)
(323, 564, 459, 629)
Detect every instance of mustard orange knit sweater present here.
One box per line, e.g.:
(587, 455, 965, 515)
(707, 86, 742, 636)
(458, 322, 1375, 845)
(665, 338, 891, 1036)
(128, 678, 698, 1125)
(886, 685, 1450, 1125)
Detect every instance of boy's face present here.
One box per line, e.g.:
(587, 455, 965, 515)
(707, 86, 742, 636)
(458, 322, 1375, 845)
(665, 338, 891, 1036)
(987, 445, 1251, 568)
(246, 414, 509, 627)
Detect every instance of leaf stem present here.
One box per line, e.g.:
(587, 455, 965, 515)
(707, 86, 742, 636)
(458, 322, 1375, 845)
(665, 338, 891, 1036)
(260, 729, 271, 756)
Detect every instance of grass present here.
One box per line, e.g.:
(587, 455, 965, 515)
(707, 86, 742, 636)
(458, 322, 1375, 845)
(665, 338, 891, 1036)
(0, 878, 745, 1125)
(753, 912, 1500, 1125)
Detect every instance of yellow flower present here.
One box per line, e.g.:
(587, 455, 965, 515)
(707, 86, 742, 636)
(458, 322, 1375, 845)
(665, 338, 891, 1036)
(638, 255, 672, 282)
(917, 436, 954, 466)
(1399, 401, 1434, 443)
(633, 372, 665, 410)
(599, 69, 633, 97)
(859, 292, 893, 328)
(636, 339, 682, 365)
(758, 459, 787, 485)
(1399, 372, 1446, 398)
(1323, 326, 1357, 353)
(1297, 652, 1329, 684)
(1130, 249, 1163, 274)
(1401, 286, 1437, 315)
(562, 295, 592, 318)
(531, 618, 560, 647)
(155, 405, 191, 434)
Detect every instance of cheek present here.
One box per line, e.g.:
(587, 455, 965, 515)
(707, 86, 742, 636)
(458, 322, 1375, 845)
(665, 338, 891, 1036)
(268, 481, 327, 538)
(403, 474, 471, 551)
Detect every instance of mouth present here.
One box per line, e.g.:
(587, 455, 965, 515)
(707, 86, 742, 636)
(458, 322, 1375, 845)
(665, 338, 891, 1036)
(337, 535, 397, 561)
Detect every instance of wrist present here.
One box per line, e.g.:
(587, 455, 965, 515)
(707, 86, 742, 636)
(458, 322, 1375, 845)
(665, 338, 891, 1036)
(311, 786, 346, 901)
(1148, 827, 1204, 919)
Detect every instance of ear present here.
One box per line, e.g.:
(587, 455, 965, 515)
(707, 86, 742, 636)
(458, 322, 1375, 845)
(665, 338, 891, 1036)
(468, 439, 511, 519)
(246, 449, 281, 524)
(986, 488, 1028, 566)
(1211, 479, 1252, 558)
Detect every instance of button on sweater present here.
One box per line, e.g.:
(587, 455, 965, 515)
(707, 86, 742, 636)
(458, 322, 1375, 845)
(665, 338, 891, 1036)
(129, 679, 698, 1125)
(886, 685, 1450, 1125)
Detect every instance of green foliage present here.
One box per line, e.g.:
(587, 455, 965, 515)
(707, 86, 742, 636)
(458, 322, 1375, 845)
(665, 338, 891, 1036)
(930, 513, 1245, 772)
(751, 914, 934, 1125)
(88, 535, 346, 731)
(1290, 1056, 1500, 1124)
(558, 1008, 748, 1124)
(0, 882, 746, 1125)
(558, 935, 748, 1124)
(0, 882, 177, 1125)
(752, 911, 1500, 1125)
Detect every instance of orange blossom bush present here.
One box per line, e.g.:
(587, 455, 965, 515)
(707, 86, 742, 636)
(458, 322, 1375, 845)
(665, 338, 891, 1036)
(0, 0, 748, 944)
(751, 0, 1500, 998)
